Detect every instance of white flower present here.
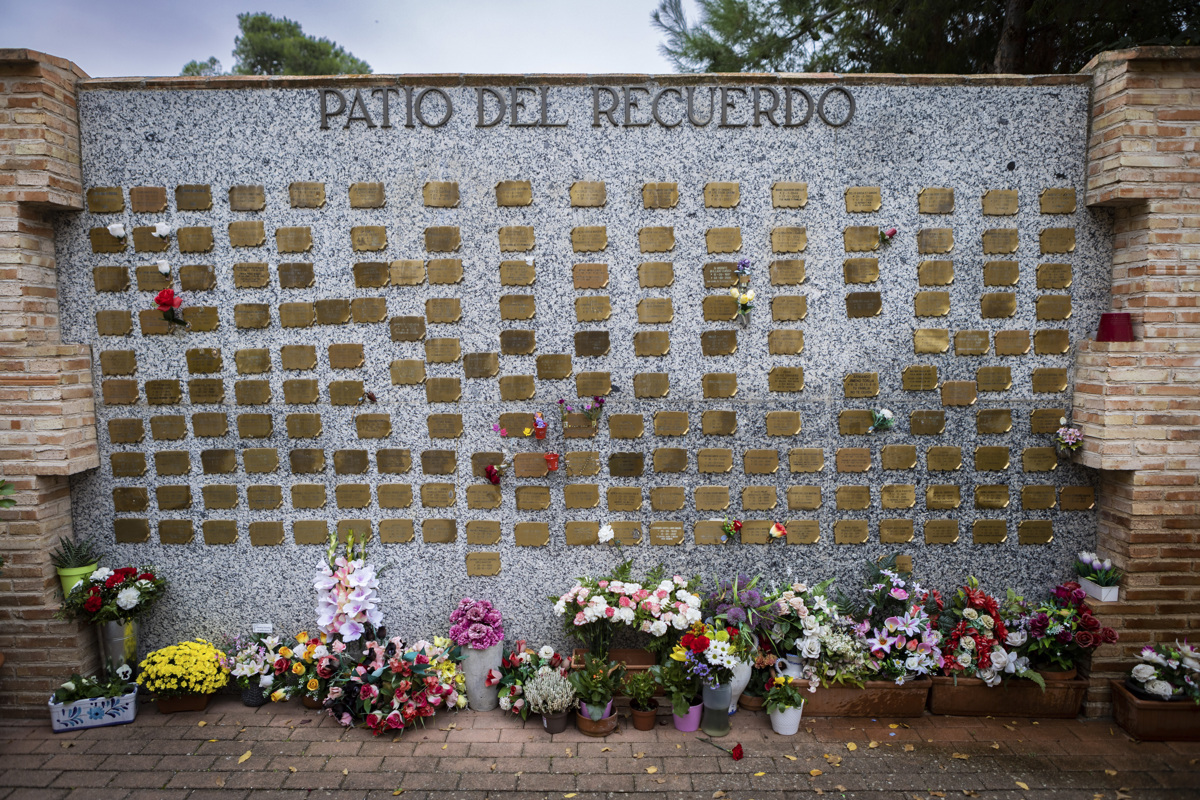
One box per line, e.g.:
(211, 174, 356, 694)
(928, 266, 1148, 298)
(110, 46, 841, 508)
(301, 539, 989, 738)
(880, 409, 894, 420)
(116, 664, 132, 681)
(156, 260, 170, 275)
(1131, 664, 1157, 682)
(800, 637, 821, 660)
(151, 223, 172, 238)
(649, 620, 667, 637)
(905, 655, 922, 672)
(957, 652, 973, 667)
(960, 637, 975, 652)
(1145, 680, 1175, 700)
(259, 673, 273, 688)
(90, 567, 113, 583)
(990, 648, 1010, 670)
(615, 607, 635, 625)
(597, 524, 615, 543)
(962, 608, 979, 621)
(116, 586, 140, 610)
(1182, 657, 1200, 673)
(1006, 630, 1027, 647)
(106, 223, 125, 238)
(980, 615, 994, 629)
(60, 681, 76, 693)
(979, 668, 1001, 687)
(499, 695, 512, 710)
(538, 645, 554, 660)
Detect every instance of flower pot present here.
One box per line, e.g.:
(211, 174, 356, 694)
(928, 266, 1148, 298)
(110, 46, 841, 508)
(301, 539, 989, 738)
(579, 699, 614, 721)
(155, 693, 212, 714)
(544, 452, 560, 470)
(727, 659, 753, 713)
(301, 695, 323, 709)
(672, 701, 703, 731)
(57, 563, 97, 596)
(241, 685, 267, 707)
(701, 683, 732, 737)
(575, 709, 618, 736)
(541, 710, 571, 733)
(789, 678, 930, 717)
(462, 642, 504, 712)
(929, 676, 1087, 718)
(737, 312, 750, 327)
(1111, 679, 1200, 741)
(737, 694, 765, 711)
(631, 700, 659, 731)
(1037, 667, 1078, 682)
(1080, 577, 1119, 603)
(49, 686, 138, 732)
(769, 704, 805, 735)
(533, 427, 547, 440)
(97, 619, 139, 677)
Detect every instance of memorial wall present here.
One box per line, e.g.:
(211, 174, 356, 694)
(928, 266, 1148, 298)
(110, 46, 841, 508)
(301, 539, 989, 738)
(57, 78, 1109, 648)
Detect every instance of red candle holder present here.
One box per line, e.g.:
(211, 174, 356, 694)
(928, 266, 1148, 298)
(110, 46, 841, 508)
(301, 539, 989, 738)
(544, 452, 560, 471)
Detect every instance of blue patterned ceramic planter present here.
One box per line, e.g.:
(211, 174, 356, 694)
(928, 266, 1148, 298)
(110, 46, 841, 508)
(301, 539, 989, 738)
(49, 687, 138, 732)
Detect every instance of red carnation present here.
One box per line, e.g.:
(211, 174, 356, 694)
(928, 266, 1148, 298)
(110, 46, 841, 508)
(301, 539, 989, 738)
(731, 743, 744, 761)
(690, 636, 710, 654)
(155, 288, 182, 312)
(83, 594, 102, 613)
(726, 626, 739, 639)
(137, 573, 155, 582)
(680, 633, 694, 649)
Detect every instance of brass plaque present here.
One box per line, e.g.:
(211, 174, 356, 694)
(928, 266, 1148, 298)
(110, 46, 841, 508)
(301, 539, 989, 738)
(650, 521, 685, 545)
(941, 381, 977, 406)
(609, 452, 645, 477)
(425, 414, 462, 439)
(138, 308, 171, 336)
(390, 260, 425, 285)
(159, 520, 195, 545)
(151, 450, 188, 477)
(422, 338, 460, 364)
(113, 519, 150, 544)
(516, 486, 551, 511)
(244, 448, 279, 473)
(288, 448, 325, 474)
(982, 189, 1018, 216)
(918, 187, 954, 214)
(768, 330, 805, 355)
(229, 220, 266, 247)
(177, 227, 214, 253)
(101, 379, 138, 405)
(567, 181, 606, 207)
(531, 354, 570, 381)
(421, 449, 457, 475)
(706, 227, 742, 254)
(608, 414, 643, 439)
(995, 330, 1030, 356)
(843, 259, 879, 284)
(89, 228, 125, 253)
(293, 520, 329, 545)
(881, 444, 917, 470)
(220, 184, 262, 212)
(425, 226, 461, 252)
(927, 446, 962, 471)
(1022, 485, 1057, 510)
(571, 226, 607, 253)
(788, 448, 824, 473)
(107, 418, 143, 443)
(288, 182, 325, 208)
(926, 485, 961, 510)
(175, 184, 212, 211)
(607, 487, 642, 511)
(565, 450, 600, 477)
(974, 485, 1010, 510)
(977, 409, 1013, 434)
(577, 371, 612, 396)
(113, 486, 148, 512)
(835, 447, 871, 473)
(839, 410, 874, 435)
(1061, 486, 1095, 511)
(1037, 295, 1072, 320)
(968, 520, 1005, 545)
(643, 182, 679, 208)
(1035, 329, 1070, 354)
(499, 260, 535, 287)
(390, 316, 426, 342)
(975, 446, 1010, 471)
(702, 373, 737, 399)
(769, 367, 804, 393)
(925, 520, 959, 545)
(514, 522, 550, 547)
(651, 411, 688, 437)
(845, 186, 881, 213)
(246, 485, 282, 511)
(351, 226, 387, 252)
(130, 186, 167, 212)
(1030, 408, 1066, 434)
(347, 297, 383, 321)
(702, 410, 737, 436)
(703, 262, 739, 288)
(697, 448, 733, 473)
(463, 519, 500, 545)
(917, 228, 954, 254)
(177, 264, 214, 291)
(769, 260, 806, 286)
(982, 229, 1019, 255)
(834, 520, 869, 545)
(651, 486, 686, 511)
(418, 181, 459, 208)
(1033, 368, 1068, 393)
(499, 375, 535, 401)
(846, 292, 882, 318)
(572, 262, 609, 290)
(784, 520, 819, 545)
(564, 484, 600, 510)
(787, 486, 821, 510)
(695, 485, 730, 511)
(843, 226, 879, 252)
(704, 182, 740, 208)
(235, 303, 271, 329)
(276, 227, 313, 253)
(1037, 263, 1072, 289)
(639, 227, 675, 253)
(111, 452, 147, 477)
(1040, 228, 1076, 254)
(93, 266, 130, 293)
(283, 379, 319, 404)
(564, 521, 600, 546)
(231, 262, 270, 290)
(633, 372, 669, 398)
(238, 413, 273, 438)
(772, 227, 807, 254)
(426, 298, 462, 323)
(1019, 520, 1053, 545)
(639, 262, 674, 288)
(880, 484, 916, 509)
(190, 412, 226, 437)
(498, 227, 537, 253)
(187, 378, 224, 405)
(1039, 187, 1076, 214)
(495, 180, 532, 206)
(379, 520, 414, 544)
(877, 519, 913, 545)
(915, 291, 950, 317)
(144, 379, 181, 405)
(766, 411, 801, 436)
(329, 380, 364, 406)
(274, 262, 312, 289)
(773, 295, 807, 321)
(703, 295, 738, 321)
(836, 485, 871, 510)
(575, 296, 611, 322)
(341, 182, 384, 209)
(132, 226, 168, 253)
(982, 261, 1018, 287)
(916, 260, 954, 287)
(572, 330, 606, 357)
(377, 449, 412, 474)
(910, 410, 946, 436)
(280, 346, 316, 372)
(744, 449, 779, 474)
(354, 413, 391, 439)
(772, 181, 807, 208)
(155, 485, 192, 511)
(134, 265, 169, 292)
(955, 330, 989, 356)
(327, 343, 364, 370)
(981, 292, 1017, 318)
(634, 331, 670, 356)
(235, 380, 271, 405)
(423, 519, 457, 544)
(235, 347, 271, 375)
(200, 449, 237, 474)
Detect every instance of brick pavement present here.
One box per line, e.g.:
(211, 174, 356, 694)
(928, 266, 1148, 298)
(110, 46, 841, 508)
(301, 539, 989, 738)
(2, 694, 1198, 800)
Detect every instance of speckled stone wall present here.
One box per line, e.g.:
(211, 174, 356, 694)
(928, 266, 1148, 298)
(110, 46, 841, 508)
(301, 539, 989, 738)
(58, 79, 1109, 651)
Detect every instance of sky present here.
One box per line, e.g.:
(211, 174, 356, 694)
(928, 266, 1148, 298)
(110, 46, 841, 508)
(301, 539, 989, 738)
(0, 0, 696, 78)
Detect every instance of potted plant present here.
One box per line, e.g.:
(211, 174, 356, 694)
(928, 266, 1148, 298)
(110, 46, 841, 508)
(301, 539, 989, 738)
(449, 597, 505, 711)
(1009, 581, 1118, 680)
(495, 642, 569, 720)
(624, 670, 659, 730)
(137, 639, 230, 713)
(567, 653, 625, 736)
(48, 667, 138, 732)
(704, 573, 778, 712)
(226, 634, 283, 706)
(763, 673, 806, 735)
(56, 565, 167, 676)
(651, 657, 702, 731)
(525, 666, 577, 733)
(1112, 641, 1200, 741)
(668, 623, 737, 737)
(1075, 551, 1121, 602)
(48, 536, 100, 596)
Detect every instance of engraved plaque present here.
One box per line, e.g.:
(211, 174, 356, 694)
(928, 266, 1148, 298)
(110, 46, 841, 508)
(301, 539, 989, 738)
(175, 227, 213, 253)
(144, 379, 182, 406)
(111, 452, 147, 477)
(563, 180, 606, 208)
(699, 331, 736, 357)
(839, 410, 874, 435)
(288, 182, 325, 208)
(1030, 408, 1066, 434)
(607, 487, 642, 512)
(917, 229, 954, 254)
(982, 229, 1020, 254)
(229, 220, 266, 247)
(423, 519, 457, 544)
(565, 450, 600, 477)
(788, 448, 824, 473)
(704, 182, 740, 208)
(377, 520, 413, 544)
(606, 414, 643, 440)
(974, 485, 1010, 510)
(1037, 295, 1072, 320)
(230, 262, 270, 290)
(93, 266, 129, 293)
(351, 226, 387, 252)
(107, 418, 143, 443)
(421, 413, 461, 440)
(845, 186, 882, 212)
(289, 448, 325, 474)
(834, 520, 869, 545)
(843, 259, 879, 284)
(876, 519, 912, 545)
(913, 329, 949, 354)
(1035, 329, 1070, 354)
(190, 412, 226, 437)
(769, 367, 804, 393)
(419, 449, 456, 476)
(639, 227, 675, 253)
(152, 451, 189, 477)
(175, 184, 212, 211)
(844, 226, 879, 252)
(925, 520, 959, 544)
(271, 263, 312, 290)
(293, 520, 329, 544)
(1061, 486, 1095, 511)
(609, 452, 645, 477)
(990, 331, 1028, 357)
(967, 520, 1005, 545)
(101, 380, 138, 405)
(643, 486, 683, 513)
(782, 520, 817, 545)
(89, 228, 126, 253)
(1039, 188, 1076, 214)
(846, 292, 882, 318)
(495, 180, 532, 206)
(1022, 485, 1056, 510)
(130, 186, 167, 212)
(569, 226, 607, 253)
(187, 378, 224, 405)
(703, 262, 738, 288)
(836, 448, 871, 473)
(926, 485, 961, 510)
(572, 262, 608, 290)
(138, 309, 171, 336)
(633, 331, 670, 357)
(114, 519, 150, 544)
(702, 410, 737, 436)
(1033, 368, 1068, 393)
(768, 330, 804, 355)
(113, 487, 148, 512)
(695, 486, 730, 511)
(574, 296, 611, 322)
(880, 484, 916, 509)
(901, 365, 938, 392)
(697, 448, 733, 473)
(918, 187, 954, 214)
(563, 484, 600, 510)
(1019, 520, 1053, 545)
(639, 262, 674, 288)
(425, 298, 462, 324)
(941, 381, 977, 406)
(984, 261, 1019, 287)
(743, 450, 779, 474)
(354, 300, 388, 330)
(1037, 263, 1072, 289)
(652, 411, 688, 437)
(238, 413, 273, 438)
(881, 444, 917, 470)
(630, 373, 666, 398)
(200, 449, 237, 474)
(702, 373, 737, 399)
(176, 265, 214, 292)
(235, 303, 271, 329)
(915, 291, 950, 317)
(837, 485, 871, 510)
(416, 181, 459, 209)
(917, 260, 954, 287)
(787, 486, 821, 510)
(981, 292, 1017, 318)
(425, 226, 461, 252)
(490, 262, 534, 290)
(975, 446, 1010, 471)
(354, 413, 390, 439)
(706, 227, 741, 254)
(650, 521, 685, 545)
(763, 411, 800, 437)
(461, 519, 500, 546)
(276, 227, 313, 253)
(514, 522, 550, 547)
(773, 295, 807, 321)
(927, 446, 963, 471)
(772, 227, 807, 253)
(275, 347, 314, 373)
(235, 380, 271, 405)
(247, 485, 282, 511)
(576, 371, 612, 397)
(377, 449, 412, 474)
(328, 380, 363, 406)
(772, 181, 807, 208)
(910, 410, 946, 436)
(982, 189, 1018, 215)
(767, 260, 805, 287)
(160, 520, 195, 545)
(220, 184, 264, 212)
(570, 330, 605, 357)
(389, 260, 426, 286)
(643, 182, 679, 208)
(421, 483, 456, 508)
(244, 448, 279, 473)
(955, 330, 989, 356)
(390, 316, 426, 342)
(331, 450, 367, 476)
(703, 295, 738, 321)
(419, 339, 458, 365)
(977, 409, 1013, 434)
(499, 375, 535, 401)
(134, 265, 169, 291)
(1040, 228, 1075, 254)
(283, 380, 318, 404)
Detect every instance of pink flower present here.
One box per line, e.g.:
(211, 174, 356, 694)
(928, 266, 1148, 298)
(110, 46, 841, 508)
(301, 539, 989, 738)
(889, 588, 909, 601)
(332, 640, 347, 653)
(885, 227, 897, 237)
(574, 612, 586, 625)
(485, 668, 502, 687)
(605, 607, 615, 618)
(360, 684, 379, 701)
(598, 581, 609, 588)
(327, 686, 343, 700)
(385, 711, 404, 729)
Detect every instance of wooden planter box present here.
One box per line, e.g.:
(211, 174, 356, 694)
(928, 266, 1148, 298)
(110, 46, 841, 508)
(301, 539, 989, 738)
(929, 676, 1087, 718)
(1111, 680, 1200, 741)
(794, 677, 930, 718)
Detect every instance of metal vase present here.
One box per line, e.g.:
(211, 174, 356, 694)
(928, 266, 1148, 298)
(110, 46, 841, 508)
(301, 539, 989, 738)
(97, 619, 139, 676)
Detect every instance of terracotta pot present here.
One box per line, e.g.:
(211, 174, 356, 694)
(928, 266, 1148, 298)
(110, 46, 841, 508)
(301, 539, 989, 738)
(789, 678, 930, 718)
(155, 694, 212, 714)
(1112, 680, 1200, 741)
(575, 709, 618, 737)
(541, 710, 571, 734)
(301, 695, 323, 709)
(737, 694, 765, 711)
(1037, 667, 1078, 682)
(929, 676, 1087, 719)
(631, 700, 658, 731)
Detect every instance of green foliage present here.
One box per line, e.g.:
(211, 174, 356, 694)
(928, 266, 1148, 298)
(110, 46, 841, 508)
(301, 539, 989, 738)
(180, 56, 224, 77)
(622, 670, 658, 711)
(52, 671, 134, 704)
(566, 654, 626, 709)
(231, 13, 371, 76)
(0, 478, 15, 509)
(651, 0, 1199, 74)
(48, 536, 99, 570)
(650, 658, 701, 716)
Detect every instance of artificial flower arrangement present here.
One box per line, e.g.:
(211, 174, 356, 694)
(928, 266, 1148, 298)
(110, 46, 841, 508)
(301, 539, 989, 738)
(267, 631, 336, 702)
(704, 574, 778, 657)
(523, 665, 577, 717)
(492, 641, 568, 719)
(558, 395, 607, 428)
(939, 578, 1042, 688)
(154, 288, 186, 328)
(1004, 581, 1117, 673)
(651, 655, 702, 716)
(58, 565, 167, 625)
(841, 556, 944, 684)
(1053, 416, 1083, 453)
(867, 408, 895, 433)
(314, 528, 382, 642)
(720, 516, 742, 543)
(449, 597, 504, 651)
(670, 622, 738, 689)
(137, 639, 229, 698)
(769, 579, 873, 692)
(1130, 642, 1200, 703)
(226, 633, 284, 691)
(728, 285, 755, 321)
(1075, 551, 1122, 587)
(879, 226, 898, 245)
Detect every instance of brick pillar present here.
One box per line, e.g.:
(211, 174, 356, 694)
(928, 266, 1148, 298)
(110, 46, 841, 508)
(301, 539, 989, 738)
(1076, 46, 1200, 716)
(0, 49, 100, 717)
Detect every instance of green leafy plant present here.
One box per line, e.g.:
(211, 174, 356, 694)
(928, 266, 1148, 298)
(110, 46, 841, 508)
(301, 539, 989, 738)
(0, 478, 15, 508)
(650, 657, 701, 717)
(623, 670, 658, 712)
(566, 654, 625, 719)
(52, 669, 134, 704)
(49, 536, 100, 570)
(763, 673, 807, 713)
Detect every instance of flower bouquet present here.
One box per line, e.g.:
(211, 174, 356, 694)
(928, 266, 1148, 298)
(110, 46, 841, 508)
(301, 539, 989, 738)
(651, 656, 702, 725)
(769, 580, 873, 693)
(938, 578, 1041, 687)
(558, 395, 607, 430)
(842, 557, 943, 684)
(1113, 641, 1200, 740)
(728, 286, 755, 324)
(58, 566, 166, 626)
(450, 597, 504, 711)
(137, 639, 229, 712)
(494, 642, 568, 719)
(670, 623, 738, 689)
(1008, 582, 1117, 675)
(1130, 642, 1200, 702)
(266, 631, 337, 706)
(704, 574, 779, 710)
(1053, 417, 1083, 455)
(226, 633, 284, 705)
(1075, 551, 1122, 602)
(314, 528, 382, 643)
(49, 667, 138, 732)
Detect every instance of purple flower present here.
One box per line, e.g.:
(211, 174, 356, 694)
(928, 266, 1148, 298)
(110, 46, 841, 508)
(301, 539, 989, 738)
(466, 605, 486, 622)
(1057, 630, 1073, 644)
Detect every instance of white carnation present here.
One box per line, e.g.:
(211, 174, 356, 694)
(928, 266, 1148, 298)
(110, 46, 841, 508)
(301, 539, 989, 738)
(116, 587, 140, 610)
(90, 567, 113, 583)
(649, 621, 668, 637)
(962, 608, 979, 621)
(957, 652, 973, 667)
(539, 645, 554, 660)
(597, 524, 615, 543)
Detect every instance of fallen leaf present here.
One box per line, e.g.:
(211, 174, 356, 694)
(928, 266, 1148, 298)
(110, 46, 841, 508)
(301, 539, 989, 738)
(784, 754, 798, 761)
(207, 739, 217, 743)
(197, 721, 207, 727)
(601, 747, 611, 752)
(1004, 724, 1016, 731)
(1105, 770, 1117, 776)
(1016, 781, 1030, 790)
(754, 772, 766, 777)
(889, 723, 899, 729)
(634, 752, 645, 759)
(930, 793, 945, 798)
(903, 744, 915, 752)
(868, 741, 879, 749)
(963, 792, 980, 798)
(239, 727, 246, 732)
(392, 791, 403, 796)
(654, 778, 666, 784)
(441, 745, 447, 750)
(288, 767, 296, 773)
(565, 748, 572, 757)
(809, 769, 823, 777)
(846, 743, 857, 751)
(1032, 721, 1039, 725)
(713, 792, 727, 799)
(342, 769, 348, 776)
(990, 743, 1000, 750)
(238, 750, 252, 764)
(516, 771, 523, 776)
(215, 778, 225, 787)
(676, 744, 682, 749)
(815, 790, 824, 796)
(645, 766, 658, 774)
(952, 753, 969, 760)
(835, 786, 847, 792)
(490, 764, 497, 771)
(564, 794, 577, 799)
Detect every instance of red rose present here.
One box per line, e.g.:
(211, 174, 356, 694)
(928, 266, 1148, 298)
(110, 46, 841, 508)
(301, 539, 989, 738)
(1079, 613, 1100, 632)
(727, 626, 740, 639)
(83, 595, 102, 613)
(731, 743, 744, 761)
(1074, 630, 1096, 650)
(155, 288, 182, 311)
(274, 657, 288, 675)
(1101, 627, 1118, 644)
(732, 520, 742, 532)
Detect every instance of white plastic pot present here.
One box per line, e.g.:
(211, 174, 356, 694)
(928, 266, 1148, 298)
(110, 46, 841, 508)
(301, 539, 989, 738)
(1080, 577, 1119, 603)
(769, 703, 805, 735)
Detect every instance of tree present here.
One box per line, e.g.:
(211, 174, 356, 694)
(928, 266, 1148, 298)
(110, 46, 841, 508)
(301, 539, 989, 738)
(181, 13, 371, 77)
(652, 0, 1199, 74)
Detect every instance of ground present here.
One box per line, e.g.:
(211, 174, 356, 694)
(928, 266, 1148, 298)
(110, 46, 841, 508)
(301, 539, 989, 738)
(2, 696, 1198, 800)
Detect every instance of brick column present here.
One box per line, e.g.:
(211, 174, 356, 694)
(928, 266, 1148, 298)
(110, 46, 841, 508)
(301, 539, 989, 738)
(0, 49, 100, 717)
(1076, 46, 1200, 716)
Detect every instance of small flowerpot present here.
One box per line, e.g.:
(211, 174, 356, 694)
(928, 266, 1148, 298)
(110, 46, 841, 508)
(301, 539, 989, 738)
(241, 685, 267, 707)
(541, 710, 571, 733)
(769, 704, 805, 736)
(533, 427, 547, 440)
(631, 700, 658, 731)
(576, 709, 618, 737)
(50, 686, 138, 732)
(738, 694, 765, 711)
(544, 453, 560, 471)
(579, 699, 614, 721)
(1080, 577, 1119, 603)
(301, 695, 323, 709)
(56, 563, 97, 596)
(672, 701, 703, 732)
(155, 694, 212, 714)
(1111, 679, 1200, 741)
(1037, 667, 1078, 682)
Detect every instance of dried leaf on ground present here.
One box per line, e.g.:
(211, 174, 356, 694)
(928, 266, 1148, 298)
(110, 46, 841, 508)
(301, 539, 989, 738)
(601, 747, 611, 752)
(952, 753, 970, 760)
(392, 791, 403, 796)
(889, 724, 899, 729)
(439, 723, 456, 731)
(784, 754, 798, 761)
(754, 772, 766, 777)
(903, 744, 915, 752)
(963, 791, 980, 797)
(287, 766, 296, 773)
(208, 739, 217, 743)
(847, 742, 858, 751)
(1004, 724, 1016, 731)
(197, 721, 207, 727)
(1105, 769, 1117, 776)
(869, 741, 879, 748)
(565, 748, 572, 757)
(810, 769, 823, 777)
(634, 752, 645, 759)
(564, 794, 577, 799)
(991, 743, 1000, 750)
(342, 769, 348, 776)
(441, 745, 447, 750)
(645, 766, 658, 774)
(1016, 781, 1030, 790)
(835, 786, 847, 792)
(654, 778, 666, 784)
(713, 792, 727, 798)
(237, 751, 252, 764)
(930, 792, 946, 798)
(490, 764, 496, 771)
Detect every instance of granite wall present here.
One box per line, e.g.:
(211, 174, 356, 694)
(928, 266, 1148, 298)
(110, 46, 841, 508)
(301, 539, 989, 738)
(57, 77, 1110, 651)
